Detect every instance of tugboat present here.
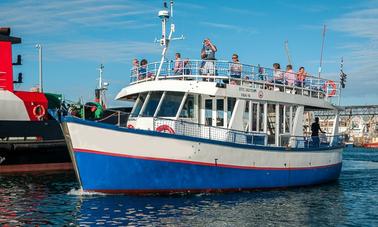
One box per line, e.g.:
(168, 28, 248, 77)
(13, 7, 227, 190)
(62, 1, 344, 194)
(0, 27, 72, 173)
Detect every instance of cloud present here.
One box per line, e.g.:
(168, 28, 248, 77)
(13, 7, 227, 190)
(327, 3, 378, 104)
(0, 0, 156, 34)
(44, 40, 161, 62)
(200, 22, 258, 34)
(219, 6, 265, 16)
(0, 0, 161, 62)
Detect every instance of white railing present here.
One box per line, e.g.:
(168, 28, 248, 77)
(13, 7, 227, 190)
(152, 117, 344, 149)
(153, 117, 267, 146)
(130, 60, 341, 100)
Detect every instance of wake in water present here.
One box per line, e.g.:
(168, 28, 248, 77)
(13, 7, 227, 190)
(67, 188, 105, 196)
(342, 160, 378, 171)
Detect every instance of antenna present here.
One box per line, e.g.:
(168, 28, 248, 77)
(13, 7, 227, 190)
(98, 63, 104, 90)
(318, 24, 326, 78)
(35, 44, 43, 92)
(155, 0, 184, 80)
(96, 64, 108, 108)
(284, 40, 292, 65)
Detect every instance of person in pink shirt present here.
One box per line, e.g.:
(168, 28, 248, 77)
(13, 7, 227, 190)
(173, 52, 184, 75)
(284, 64, 296, 86)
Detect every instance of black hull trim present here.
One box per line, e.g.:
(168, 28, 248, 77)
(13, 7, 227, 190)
(0, 120, 72, 173)
(0, 140, 72, 173)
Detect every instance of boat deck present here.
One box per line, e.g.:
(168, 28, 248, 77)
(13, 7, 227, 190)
(130, 60, 341, 102)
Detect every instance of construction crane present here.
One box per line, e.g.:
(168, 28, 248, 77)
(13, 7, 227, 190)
(284, 40, 292, 65)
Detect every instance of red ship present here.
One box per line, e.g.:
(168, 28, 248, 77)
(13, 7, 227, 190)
(0, 28, 72, 173)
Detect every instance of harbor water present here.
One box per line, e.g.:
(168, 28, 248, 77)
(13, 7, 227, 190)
(0, 147, 377, 226)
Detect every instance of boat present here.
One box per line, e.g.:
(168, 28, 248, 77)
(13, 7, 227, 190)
(61, 1, 345, 194)
(362, 137, 378, 148)
(0, 27, 72, 173)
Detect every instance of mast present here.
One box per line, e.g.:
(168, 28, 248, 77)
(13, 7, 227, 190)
(36, 44, 43, 92)
(318, 24, 326, 78)
(96, 63, 108, 107)
(98, 63, 104, 91)
(155, 0, 184, 80)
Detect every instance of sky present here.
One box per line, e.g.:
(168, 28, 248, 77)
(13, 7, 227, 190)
(1, 0, 378, 107)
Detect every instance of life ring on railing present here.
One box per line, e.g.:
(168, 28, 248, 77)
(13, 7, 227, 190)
(32, 104, 46, 120)
(156, 125, 175, 134)
(127, 124, 135, 129)
(323, 80, 337, 97)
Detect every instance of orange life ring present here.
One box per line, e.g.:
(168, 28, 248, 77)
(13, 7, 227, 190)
(33, 104, 46, 120)
(127, 124, 135, 129)
(323, 80, 337, 97)
(156, 125, 175, 134)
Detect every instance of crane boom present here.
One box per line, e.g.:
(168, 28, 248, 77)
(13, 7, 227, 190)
(284, 40, 292, 65)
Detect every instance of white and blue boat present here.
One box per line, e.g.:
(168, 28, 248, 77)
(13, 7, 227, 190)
(62, 1, 344, 194)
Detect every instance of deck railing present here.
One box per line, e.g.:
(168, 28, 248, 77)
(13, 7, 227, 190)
(152, 117, 344, 149)
(153, 117, 267, 146)
(130, 60, 341, 101)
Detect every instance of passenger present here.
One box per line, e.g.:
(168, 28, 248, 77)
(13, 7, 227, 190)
(296, 66, 307, 87)
(311, 117, 326, 147)
(272, 63, 284, 83)
(132, 59, 139, 80)
(139, 59, 148, 80)
(230, 54, 242, 80)
(200, 53, 206, 75)
(183, 58, 191, 75)
(284, 64, 296, 86)
(173, 53, 183, 75)
(201, 38, 217, 76)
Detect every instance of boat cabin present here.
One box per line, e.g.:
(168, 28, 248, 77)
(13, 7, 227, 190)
(115, 60, 343, 148)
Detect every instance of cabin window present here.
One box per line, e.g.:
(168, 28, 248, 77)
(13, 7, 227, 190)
(131, 93, 147, 117)
(205, 99, 213, 126)
(216, 99, 224, 126)
(141, 92, 163, 117)
(243, 101, 250, 130)
(258, 103, 264, 132)
(180, 95, 195, 118)
(252, 103, 258, 131)
(157, 92, 184, 117)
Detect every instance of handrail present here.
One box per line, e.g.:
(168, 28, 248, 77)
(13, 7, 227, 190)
(129, 59, 341, 100)
(152, 117, 344, 148)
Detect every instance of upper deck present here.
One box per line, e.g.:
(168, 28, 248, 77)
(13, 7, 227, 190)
(116, 60, 341, 110)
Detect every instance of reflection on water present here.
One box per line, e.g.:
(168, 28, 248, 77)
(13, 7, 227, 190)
(0, 148, 377, 226)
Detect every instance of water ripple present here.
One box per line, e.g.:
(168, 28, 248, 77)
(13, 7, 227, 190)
(0, 147, 377, 226)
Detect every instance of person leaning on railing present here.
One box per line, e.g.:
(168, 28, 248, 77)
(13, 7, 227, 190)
(284, 64, 296, 86)
(131, 59, 139, 81)
(139, 59, 148, 80)
(229, 54, 242, 84)
(272, 63, 284, 84)
(173, 52, 184, 75)
(183, 58, 191, 75)
(139, 59, 154, 80)
(295, 66, 307, 87)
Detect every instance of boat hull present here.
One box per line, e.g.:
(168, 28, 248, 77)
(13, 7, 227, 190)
(363, 142, 378, 148)
(63, 118, 343, 194)
(0, 120, 72, 173)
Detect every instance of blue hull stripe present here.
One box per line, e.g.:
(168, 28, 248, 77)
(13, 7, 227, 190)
(74, 149, 342, 192)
